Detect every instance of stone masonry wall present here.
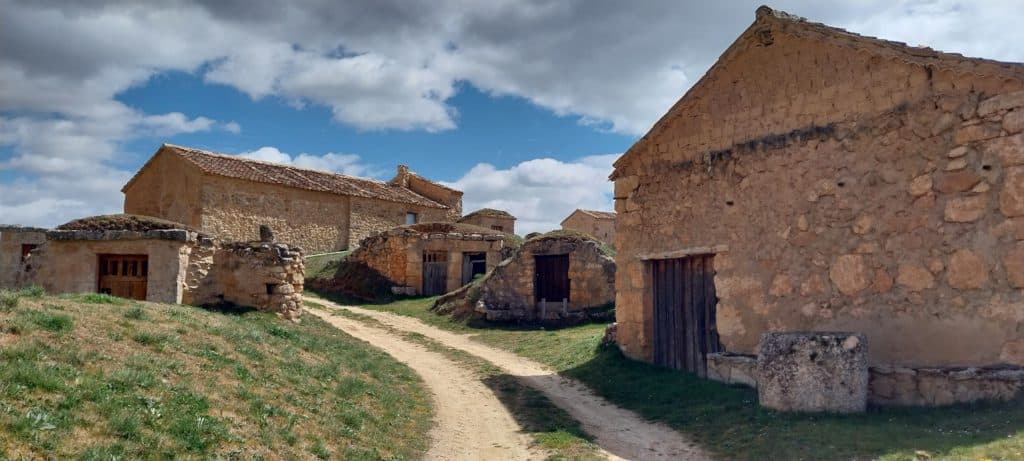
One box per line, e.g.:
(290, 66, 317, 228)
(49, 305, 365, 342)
(187, 241, 305, 320)
(348, 197, 451, 249)
(460, 215, 515, 234)
(476, 234, 615, 322)
(123, 149, 203, 228)
(200, 176, 350, 254)
(352, 225, 505, 295)
(0, 229, 47, 289)
(613, 21, 1024, 368)
(562, 214, 615, 244)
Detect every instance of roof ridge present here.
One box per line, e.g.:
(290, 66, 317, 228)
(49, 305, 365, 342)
(164, 143, 394, 187)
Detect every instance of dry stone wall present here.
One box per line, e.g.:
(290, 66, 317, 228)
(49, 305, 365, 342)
(348, 197, 451, 250)
(0, 228, 47, 289)
(472, 233, 615, 323)
(561, 214, 615, 244)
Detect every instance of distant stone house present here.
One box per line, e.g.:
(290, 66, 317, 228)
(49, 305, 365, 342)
(612, 6, 1024, 405)
(458, 208, 517, 234)
(560, 209, 615, 244)
(123, 144, 462, 254)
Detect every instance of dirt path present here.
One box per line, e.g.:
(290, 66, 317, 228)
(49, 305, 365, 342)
(308, 310, 538, 460)
(308, 298, 711, 461)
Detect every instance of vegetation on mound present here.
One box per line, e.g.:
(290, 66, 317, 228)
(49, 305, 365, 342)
(55, 214, 197, 233)
(525, 229, 615, 256)
(0, 291, 431, 460)
(351, 296, 1024, 461)
(306, 257, 397, 303)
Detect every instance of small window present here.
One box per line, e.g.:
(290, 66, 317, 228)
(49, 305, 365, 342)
(491, 225, 503, 232)
(405, 212, 418, 225)
(20, 244, 37, 263)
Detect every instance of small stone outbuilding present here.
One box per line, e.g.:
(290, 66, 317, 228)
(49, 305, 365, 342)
(341, 222, 510, 297)
(123, 144, 461, 254)
(21, 215, 304, 319)
(612, 6, 1024, 405)
(560, 209, 615, 244)
(0, 225, 48, 289)
(436, 230, 615, 324)
(458, 208, 517, 234)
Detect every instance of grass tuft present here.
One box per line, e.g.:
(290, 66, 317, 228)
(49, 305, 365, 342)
(23, 310, 73, 333)
(123, 306, 147, 321)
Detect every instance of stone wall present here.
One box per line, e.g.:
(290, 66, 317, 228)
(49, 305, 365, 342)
(123, 149, 203, 227)
(707, 351, 1024, 406)
(562, 214, 615, 244)
(30, 230, 194, 304)
(459, 215, 516, 234)
(350, 223, 506, 295)
(613, 18, 1024, 369)
(348, 197, 452, 250)
(473, 232, 615, 323)
(188, 241, 305, 320)
(199, 176, 351, 254)
(0, 228, 47, 289)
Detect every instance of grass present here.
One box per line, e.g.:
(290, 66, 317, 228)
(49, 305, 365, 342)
(0, 292, 432, 460)
(324, 307, 602, 460)
(312, 293, 1024, 461)
(305, 251, 352, 280)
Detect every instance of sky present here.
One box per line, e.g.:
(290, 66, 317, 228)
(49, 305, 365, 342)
(2, 1, 1023, 234)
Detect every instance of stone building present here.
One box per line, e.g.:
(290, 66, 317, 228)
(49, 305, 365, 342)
(123, 144, 461, 254)
(612, 6, 1024, 404)
(458, 208, 517, 234)
(0, 225, 48, 289)
(22, 215, 304, 319)
(560, 209, 615, 244)
(436, 230, 615, 324)
(344, 222, 508, 297)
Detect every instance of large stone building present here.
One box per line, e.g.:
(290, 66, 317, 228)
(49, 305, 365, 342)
(123, 144, 461, 254)
(458, 208, 517, 234)
(612, 7, 1024, 403)
(560, 209, 615, 244)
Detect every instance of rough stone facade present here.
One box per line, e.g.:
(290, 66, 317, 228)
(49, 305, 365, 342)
(22, 215, 304, 318)
(390, 165, 464, 221)
(350, 222, 507, 296)
(469, 231, 615, 323)
(124, 145, 458, 254)
(560, 209, 616, 244)
(757, 332, 868, 413)
(0, 226, 47, 289)
(612, 5, 1024, 392)
(458, 208, 517, 234)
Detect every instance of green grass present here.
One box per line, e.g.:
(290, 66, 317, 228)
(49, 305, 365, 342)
(304, 251, 353, 280)
(317, 294, 1024, 461)
(0, 295, 432, 460)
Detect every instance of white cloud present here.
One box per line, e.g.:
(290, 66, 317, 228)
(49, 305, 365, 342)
(222, 121, 242, 134)
(239, 146, 369, 177)
(445, 154, 618, 235)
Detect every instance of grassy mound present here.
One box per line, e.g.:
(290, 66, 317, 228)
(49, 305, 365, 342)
(0, 290, 431, 460)
(56, 214, 196, 233)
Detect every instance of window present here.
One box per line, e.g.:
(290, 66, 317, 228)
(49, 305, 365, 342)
(20, 244, 37, 263)
(405, 212, 418, 225)
(491, 225, 503, 232)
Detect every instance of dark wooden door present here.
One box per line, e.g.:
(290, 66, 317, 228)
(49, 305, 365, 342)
(534, 254, 570, 302)
(422, 251, 449, 296)
(651, 255, 721, 377)
(98, 254, 148, 301)
(461, 252, 487, 285)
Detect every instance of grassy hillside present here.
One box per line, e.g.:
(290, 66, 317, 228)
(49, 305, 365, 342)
(0, 288, 431, 460)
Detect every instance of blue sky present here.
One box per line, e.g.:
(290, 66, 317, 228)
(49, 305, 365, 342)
(2, 1, 1023, 233)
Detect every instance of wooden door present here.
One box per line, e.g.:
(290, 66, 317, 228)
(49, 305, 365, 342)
(534, 254, 570, 302)
(461, 252, 487, 285)
(422, 251, 449, 296)
(651, 255, 721, 377)
(98, 254, 148, 301)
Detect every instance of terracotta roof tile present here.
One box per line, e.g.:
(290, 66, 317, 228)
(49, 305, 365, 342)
(126, 145, 447, 209)
(577, 209, 616, 220)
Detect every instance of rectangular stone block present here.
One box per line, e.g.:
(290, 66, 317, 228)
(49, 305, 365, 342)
(757, 332, 868, 413)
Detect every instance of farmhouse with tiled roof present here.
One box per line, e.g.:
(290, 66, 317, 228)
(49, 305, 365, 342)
(123, 144, 461, 253)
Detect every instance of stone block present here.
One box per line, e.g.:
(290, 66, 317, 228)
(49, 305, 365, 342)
(978, 90, 1024, 117)
(757, 332, 868, 413)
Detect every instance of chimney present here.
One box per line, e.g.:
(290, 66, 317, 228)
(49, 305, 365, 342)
(396, 164, 410, 187)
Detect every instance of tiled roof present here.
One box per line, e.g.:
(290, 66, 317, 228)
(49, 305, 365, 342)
(124, 145, 447, 209)
(459, 208, 516, 220)
(576, 209, 616, 220)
